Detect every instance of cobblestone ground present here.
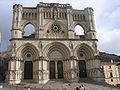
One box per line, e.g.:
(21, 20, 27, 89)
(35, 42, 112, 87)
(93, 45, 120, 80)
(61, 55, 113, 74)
(0, 81, 120, 90)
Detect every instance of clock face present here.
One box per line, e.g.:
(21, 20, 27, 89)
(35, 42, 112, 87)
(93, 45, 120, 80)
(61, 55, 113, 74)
(51, 24, 61, 33)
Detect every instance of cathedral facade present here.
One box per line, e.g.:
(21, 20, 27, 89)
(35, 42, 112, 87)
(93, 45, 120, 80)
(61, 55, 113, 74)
(6, 2, 103, 84)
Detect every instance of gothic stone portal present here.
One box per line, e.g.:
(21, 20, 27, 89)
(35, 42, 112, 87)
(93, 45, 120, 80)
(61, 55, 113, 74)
(50, 61, 63, 79)
(49, 50, 64, 79)
(6, 2, 102, 84)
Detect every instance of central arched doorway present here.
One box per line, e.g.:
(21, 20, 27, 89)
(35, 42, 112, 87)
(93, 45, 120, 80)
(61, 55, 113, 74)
(44, 42, 70, 80)
(49, 50, 64, 79)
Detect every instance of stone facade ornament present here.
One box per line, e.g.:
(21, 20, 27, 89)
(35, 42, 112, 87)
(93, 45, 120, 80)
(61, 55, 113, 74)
(53, 7, 58, 20)
(38, 41, 43, 56)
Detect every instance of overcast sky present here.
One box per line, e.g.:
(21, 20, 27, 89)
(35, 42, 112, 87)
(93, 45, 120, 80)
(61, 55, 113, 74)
(0, 0, 120, 55)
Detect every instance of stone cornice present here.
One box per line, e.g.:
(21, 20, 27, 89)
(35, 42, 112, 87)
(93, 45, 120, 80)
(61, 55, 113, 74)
(10, 38, 98, 41)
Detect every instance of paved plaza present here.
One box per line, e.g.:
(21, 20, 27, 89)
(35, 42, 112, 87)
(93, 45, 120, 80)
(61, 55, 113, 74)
(0, 80, 120, 90)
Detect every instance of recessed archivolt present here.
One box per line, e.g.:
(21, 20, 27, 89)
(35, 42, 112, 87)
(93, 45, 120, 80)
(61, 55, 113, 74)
(74, 43, 94, 59)
(48, 48, 64, 60)
(43, 42, 71, 60)
(16, 43, 39, 60)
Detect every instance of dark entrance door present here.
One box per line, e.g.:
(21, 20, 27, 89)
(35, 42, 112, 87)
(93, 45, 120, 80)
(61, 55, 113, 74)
(50, 61, 55, 79)
(24, 61, 33, 79)
(57, 61, 63, 78)
(79, 60, 87, 78)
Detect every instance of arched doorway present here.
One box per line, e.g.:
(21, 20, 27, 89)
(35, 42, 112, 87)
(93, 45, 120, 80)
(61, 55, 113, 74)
(24, 53, 33, 79)
(77, 44, 94, 78)
(44, 42, 70, 80)
(49, 50, 64, 79)
(19, 43, 39, 80)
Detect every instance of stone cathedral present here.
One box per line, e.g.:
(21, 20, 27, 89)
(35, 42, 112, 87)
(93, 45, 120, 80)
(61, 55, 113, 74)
(6, 2, 103, 84)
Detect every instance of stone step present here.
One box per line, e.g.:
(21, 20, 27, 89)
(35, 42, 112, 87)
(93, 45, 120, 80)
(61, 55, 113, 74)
(21, 80, 36, 84)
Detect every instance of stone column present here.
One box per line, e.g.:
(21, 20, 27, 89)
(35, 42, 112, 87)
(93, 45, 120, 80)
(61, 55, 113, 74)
(66, 56, 78, 82)
(86, 59, 104, 82)
(35, 56, 49, 84)
(6, 57, 22, 84)
(55, 61, 58, 79)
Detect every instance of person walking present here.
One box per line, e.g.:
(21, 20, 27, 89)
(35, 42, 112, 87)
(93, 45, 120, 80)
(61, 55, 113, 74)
(76, 86, 79, 90)
(80, 85, 85, 90)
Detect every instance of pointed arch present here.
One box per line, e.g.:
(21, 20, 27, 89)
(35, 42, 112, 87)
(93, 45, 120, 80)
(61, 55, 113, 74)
(21, 21, 37, 38)
(74, 25, 84, 35)
(22, 21, 37, 31)
(74, 22, 88, 32)
(43, 42, 71, 60)
(74, 43, 94, 59)
(16, 43, 39, 60)
(23, 24, 35, 37)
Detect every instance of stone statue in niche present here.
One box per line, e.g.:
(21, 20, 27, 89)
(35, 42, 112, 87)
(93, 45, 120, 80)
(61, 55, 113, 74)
(69, 41, 73, 50)
(11, 42, 16, 56)
(53, 7, 58, 20)
(38, 41, 43, 50)
(38, 41, 43, 56)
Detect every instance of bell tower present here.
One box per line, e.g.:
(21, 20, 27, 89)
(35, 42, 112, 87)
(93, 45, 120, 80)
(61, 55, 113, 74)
(11, 4, 23, 39)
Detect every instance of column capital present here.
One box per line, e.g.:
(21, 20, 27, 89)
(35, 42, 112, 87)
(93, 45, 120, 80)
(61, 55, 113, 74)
(69, 56, 77, 60)
(9, 56, 17, 61)
(35, 56, 49, 62)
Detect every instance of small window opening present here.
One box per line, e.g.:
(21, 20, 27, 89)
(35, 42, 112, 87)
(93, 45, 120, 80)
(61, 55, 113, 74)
(110, 72, 113, 77)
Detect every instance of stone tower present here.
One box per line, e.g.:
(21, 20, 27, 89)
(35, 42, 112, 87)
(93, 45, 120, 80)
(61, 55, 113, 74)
(6, 2, 103, 84)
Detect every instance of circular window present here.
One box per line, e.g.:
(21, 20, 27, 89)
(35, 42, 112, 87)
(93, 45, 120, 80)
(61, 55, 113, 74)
(26, 54, 31, 58)
(80, 53, 84, 57)
(51, 23, 61, 33)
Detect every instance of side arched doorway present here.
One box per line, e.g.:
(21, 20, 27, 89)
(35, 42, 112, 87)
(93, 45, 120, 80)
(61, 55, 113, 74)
(78, 53, 87, 78)
(77, 44, 94, 78)
(20, 43, 39, 80)
(24, 53, 33, 79)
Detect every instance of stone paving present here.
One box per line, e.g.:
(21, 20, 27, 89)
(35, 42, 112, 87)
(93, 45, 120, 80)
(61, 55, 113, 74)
(0, 80, 120, 90)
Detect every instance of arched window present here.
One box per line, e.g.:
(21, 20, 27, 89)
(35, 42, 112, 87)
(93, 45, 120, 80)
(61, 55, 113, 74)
(23, 24, 35, 38)
(74, 25, 84, 35)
